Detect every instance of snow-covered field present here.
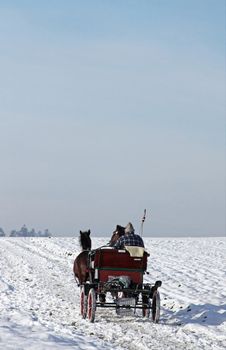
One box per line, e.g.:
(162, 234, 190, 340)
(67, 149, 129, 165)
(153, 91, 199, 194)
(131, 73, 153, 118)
(0, 237, 225, 350)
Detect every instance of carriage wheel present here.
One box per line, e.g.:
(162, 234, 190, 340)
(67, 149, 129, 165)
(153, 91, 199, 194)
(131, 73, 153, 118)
(152, 290, 160, 323)
(80, 286, 87, 319)
(142, 295, 150, 318)
(87, 288, 96, 323)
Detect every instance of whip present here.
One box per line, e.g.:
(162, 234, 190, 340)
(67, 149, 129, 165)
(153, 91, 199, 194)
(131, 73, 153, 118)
(140, 209, 147, 236)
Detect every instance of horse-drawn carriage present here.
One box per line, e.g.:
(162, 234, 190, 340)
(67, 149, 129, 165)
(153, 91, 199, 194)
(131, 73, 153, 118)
(79, 246, 162, 323)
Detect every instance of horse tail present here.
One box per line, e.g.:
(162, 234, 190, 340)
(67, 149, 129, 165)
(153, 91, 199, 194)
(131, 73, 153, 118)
(74, 274, 80, 287)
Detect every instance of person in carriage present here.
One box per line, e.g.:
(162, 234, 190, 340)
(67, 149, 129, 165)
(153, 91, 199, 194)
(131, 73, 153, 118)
(113, 222, 144, 250)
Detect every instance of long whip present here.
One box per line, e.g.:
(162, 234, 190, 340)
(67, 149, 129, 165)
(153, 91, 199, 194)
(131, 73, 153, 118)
(140, 209, 147, 237)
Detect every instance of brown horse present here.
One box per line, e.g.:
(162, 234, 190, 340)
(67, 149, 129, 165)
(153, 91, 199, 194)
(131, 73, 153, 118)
(108, 225, 125, 246)
(73, 230, 92, 286)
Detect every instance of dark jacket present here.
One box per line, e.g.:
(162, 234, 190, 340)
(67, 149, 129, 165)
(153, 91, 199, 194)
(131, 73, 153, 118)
(113, 232, 144, 249)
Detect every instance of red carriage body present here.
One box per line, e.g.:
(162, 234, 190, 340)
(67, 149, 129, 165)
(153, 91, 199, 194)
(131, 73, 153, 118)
(92, 247, 148, 284)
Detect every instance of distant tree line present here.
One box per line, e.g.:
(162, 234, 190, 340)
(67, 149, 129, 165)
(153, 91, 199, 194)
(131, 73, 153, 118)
(0, 225, 51, 237)
(0, 227, 5, 237)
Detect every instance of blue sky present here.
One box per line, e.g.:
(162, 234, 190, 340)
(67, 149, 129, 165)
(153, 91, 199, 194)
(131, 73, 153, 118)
(0, 0, 225, 236)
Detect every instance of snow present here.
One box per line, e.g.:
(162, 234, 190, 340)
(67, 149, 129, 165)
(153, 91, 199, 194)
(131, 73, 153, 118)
(0, 237, 225, 350)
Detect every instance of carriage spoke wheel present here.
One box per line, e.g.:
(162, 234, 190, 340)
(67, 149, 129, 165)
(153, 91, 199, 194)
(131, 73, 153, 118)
(142, 295, 150, 318)
(87, 288, 96, 323)
(80, 286, 87, 319)
(152, 290, 160, 323)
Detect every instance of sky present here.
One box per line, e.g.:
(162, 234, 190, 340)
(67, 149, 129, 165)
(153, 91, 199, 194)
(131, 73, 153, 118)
(0, 0, 225, 237)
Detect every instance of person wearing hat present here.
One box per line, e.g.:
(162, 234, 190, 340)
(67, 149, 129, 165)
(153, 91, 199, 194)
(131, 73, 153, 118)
(113, 222, 144, 249)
